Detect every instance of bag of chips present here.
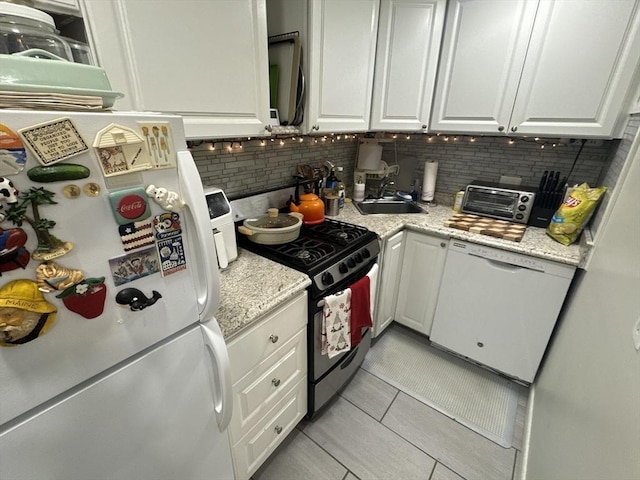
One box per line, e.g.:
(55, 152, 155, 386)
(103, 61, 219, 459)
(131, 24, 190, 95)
(547, 183, 607, 246)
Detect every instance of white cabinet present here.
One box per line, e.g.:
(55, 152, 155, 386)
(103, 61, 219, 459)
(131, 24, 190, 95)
(430, 0, 538, 135)
(226, 292, 307, 480)
(431, 0, 640, 138)
(307, 0, 380, 133)
(33, 0, 80, 15)
(80, 0, 271, 140)
(370, 0, 446, 132)
(373, 230, 405, 337)
(510, 0, 640, 138)
(394, 231, 448, 336)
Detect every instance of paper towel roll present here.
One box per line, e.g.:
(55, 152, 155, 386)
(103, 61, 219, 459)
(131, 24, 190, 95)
(421, 161, 438, 201)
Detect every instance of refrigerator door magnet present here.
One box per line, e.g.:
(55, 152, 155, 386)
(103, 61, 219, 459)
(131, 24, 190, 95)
(56, 277, 107, 319)
(0, 228, 30, 273)
(145, 184, 184, 212)
(0, 123, 27, 175)
(0, 279, 57, 346)
(93, 124, 153, 177)
(4, 186, 74, 261)
(115, 287, 162, 311)
(18, 118, 88, 166)
(109, 187, 151, 225)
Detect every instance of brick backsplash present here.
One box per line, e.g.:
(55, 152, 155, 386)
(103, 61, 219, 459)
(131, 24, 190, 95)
(190, 133, 615, 204)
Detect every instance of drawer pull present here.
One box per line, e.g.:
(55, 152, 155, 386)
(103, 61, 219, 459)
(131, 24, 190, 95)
(269, 334, 279, 343)
(272, 378, 281, 387)
(274, 425, 283, 434)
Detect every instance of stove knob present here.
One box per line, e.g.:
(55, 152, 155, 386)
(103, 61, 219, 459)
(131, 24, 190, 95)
(354, 253, 363, 263)
(362, 248, 371, 259)
(347, 258, 356, 268)
(339, 262, 348, 274)
(322, 272, 334, 285)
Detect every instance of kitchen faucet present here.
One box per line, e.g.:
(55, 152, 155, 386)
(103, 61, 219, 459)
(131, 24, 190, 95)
(377, 176, 395, 198)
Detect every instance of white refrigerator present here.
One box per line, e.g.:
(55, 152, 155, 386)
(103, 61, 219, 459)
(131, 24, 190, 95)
(0, 110, 234, 479)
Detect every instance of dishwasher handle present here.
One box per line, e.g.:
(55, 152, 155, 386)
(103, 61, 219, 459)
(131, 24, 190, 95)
(468, 252, 541, 273)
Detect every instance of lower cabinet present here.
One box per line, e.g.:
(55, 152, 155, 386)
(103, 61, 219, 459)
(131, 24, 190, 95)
(394, 231, 448, 336)
(226, 292, 308, 480)
(373, 230, 405, 337)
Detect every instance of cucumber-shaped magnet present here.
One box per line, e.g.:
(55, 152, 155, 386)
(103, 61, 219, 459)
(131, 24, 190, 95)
(27, 164, 90, 183)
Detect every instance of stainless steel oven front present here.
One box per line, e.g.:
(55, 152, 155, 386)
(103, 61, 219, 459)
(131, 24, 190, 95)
(307, 259, 378, 418)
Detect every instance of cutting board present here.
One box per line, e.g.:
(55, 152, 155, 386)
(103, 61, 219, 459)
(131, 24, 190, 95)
(444, 213, 527, 242)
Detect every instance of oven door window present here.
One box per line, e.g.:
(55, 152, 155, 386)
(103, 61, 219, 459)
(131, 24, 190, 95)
(464, 189, 518, 218)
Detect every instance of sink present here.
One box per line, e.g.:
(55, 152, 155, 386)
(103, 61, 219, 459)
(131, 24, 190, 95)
(354, 199, 424, 215)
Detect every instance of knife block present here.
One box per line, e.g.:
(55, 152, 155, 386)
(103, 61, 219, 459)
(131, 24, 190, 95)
(528, 206, 557, 228)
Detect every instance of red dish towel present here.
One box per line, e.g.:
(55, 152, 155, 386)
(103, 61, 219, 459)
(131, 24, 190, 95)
(350, 275, 372, 346)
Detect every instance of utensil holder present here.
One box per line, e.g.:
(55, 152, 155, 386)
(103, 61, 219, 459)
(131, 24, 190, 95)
(528, 206, 557, 228)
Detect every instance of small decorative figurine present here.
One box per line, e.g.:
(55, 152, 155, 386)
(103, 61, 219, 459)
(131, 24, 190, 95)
(0, 279, 57, 346)
(0, 227, 30, 274)
(115, 287, 162, 311)
(35, 261, 84, 293)
(0, 177, 19, 222)
(56, 277, 107, 319)
(145, 184, 184, 212)
(4, 187, 73, 261)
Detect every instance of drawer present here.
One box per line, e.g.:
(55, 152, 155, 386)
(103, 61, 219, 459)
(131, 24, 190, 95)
(227, 292, 307, 383)
(229, 327, 306, 443)
(231, 378, 307, 480)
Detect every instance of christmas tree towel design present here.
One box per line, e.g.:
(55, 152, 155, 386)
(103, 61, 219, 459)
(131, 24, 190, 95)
(321, 288, 351, 359)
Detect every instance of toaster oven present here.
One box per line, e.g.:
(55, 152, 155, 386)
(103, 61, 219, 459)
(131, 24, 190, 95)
(462, 180, 536, 224)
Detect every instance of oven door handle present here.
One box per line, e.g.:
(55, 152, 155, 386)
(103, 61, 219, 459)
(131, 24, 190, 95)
(316, 262, 379, 309)
(340, 345, 360, 370)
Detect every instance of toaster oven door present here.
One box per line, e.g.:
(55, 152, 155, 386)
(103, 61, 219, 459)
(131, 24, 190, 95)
(462, 187, 519, 219)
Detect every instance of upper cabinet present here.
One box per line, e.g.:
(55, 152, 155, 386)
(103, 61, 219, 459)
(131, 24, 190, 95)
(80, 0, 271, 140)
(430, 0, 640, 138)
(370, 0, 446, 132)
(307, 0, 380, 133)
(271, 0, 446, 134)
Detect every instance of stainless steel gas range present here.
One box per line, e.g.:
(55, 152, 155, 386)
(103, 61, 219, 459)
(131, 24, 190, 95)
(231, 191, 379, 418)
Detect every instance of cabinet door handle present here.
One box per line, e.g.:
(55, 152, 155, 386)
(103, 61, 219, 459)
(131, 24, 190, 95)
(269, 334, 279, 343)
(265, 124, 273, 132)
(274, 425, 283, 434)
(440, 242, 446, 248)
(272, 378, 281, 387)
(498, 125, 505, 132)
(312, 124, 319, 131)
(421, 124, 427, 129)
(511, 126, 518, 132)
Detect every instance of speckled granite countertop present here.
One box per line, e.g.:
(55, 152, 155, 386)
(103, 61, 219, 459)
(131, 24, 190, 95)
(217, 200, 585, 340)
(217, 249, 310, 340)
(335, 201, 585, 267)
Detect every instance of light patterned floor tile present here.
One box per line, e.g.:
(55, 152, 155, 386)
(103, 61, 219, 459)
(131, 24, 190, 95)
(339, 368, 398, 420)
(383, 392, 515, 480)
(252, 428, 347, 480)
(302, 396, 436, 480)
(431, 463, 466, 480)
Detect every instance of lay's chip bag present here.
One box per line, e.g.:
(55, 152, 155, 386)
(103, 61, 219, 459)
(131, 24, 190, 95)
(547, 183, 607, 246)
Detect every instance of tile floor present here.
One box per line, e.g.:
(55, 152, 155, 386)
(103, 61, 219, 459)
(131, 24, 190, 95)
(253, 324, 528, 480)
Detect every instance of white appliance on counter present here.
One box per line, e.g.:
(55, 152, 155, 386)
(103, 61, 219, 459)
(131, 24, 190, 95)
(205, 187, 238, 269)
(429, 240, 576, 383)
(0, 110, 234, 479)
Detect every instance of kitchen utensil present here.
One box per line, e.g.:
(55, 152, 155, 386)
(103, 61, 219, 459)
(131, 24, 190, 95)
(324, 195, 339, 216)
(290, 190, 325, 225)
(237, 208, 303, 245)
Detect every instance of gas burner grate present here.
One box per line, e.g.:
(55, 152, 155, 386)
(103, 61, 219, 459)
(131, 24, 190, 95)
(305, 218, 369, 246)
(270, 238, 337, 268)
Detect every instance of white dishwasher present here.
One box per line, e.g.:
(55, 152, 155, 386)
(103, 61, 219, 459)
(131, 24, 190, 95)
(429, 240, 576, 383)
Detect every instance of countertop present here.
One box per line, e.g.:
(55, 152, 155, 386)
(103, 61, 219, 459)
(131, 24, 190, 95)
(217, 201, 585, 340)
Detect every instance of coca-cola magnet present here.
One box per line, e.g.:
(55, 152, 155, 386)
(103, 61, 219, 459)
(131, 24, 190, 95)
(109, 187, 151, 225)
